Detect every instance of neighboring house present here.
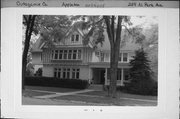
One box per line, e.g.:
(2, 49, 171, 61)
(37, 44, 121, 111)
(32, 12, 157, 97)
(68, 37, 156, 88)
(31, 27, 140, 86)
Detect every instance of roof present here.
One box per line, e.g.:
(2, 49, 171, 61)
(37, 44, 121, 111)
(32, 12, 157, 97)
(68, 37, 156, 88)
(31, 35, 44, 52)
(31, 26, 140, 52)
(96, 30, 140, 52)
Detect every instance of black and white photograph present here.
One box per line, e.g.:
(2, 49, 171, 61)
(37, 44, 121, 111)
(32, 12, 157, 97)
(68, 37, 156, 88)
(22, 15, 158, 106)
(1, 4, 179, 118)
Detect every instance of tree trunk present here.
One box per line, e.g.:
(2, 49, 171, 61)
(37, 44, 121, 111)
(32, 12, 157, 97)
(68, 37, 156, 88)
(22, 15, 36, 90)
(104, 16, 122, 98)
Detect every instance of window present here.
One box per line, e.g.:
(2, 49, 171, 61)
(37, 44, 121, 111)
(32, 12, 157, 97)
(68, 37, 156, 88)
(72, 69, 76, 79)
(52, 49, 81, 60)
(75, 35, 79, 42)
(118, 53, 128, 62)
(71, 35, 75, 42)
(95, 51, 100, 57)
(58, 68, 61, 78)
(73, 50, 77, 59)
(54, 50, 58, 59)
(71, 34, 80, 43)
(123, 53, 128, 62)
(54, 68, 80, 79)
(100, 52, 104, 62)
(59, 50, 63, 59)
(52, 50, 54, 59)
(78, 50, 81, 59)
(72, 68, 80, 79)
(68, 50, 72, 59)
(76, 69, 80, 79)
(54, 68, 57, 77)
(63, 50, 68, 59)
(63, 68, 67, 78)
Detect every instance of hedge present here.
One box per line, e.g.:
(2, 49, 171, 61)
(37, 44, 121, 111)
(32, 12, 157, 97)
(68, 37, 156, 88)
(25, 76, 90, 89)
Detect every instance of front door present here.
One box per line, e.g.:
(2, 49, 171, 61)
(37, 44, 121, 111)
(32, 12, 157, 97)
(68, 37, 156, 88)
(100, 69, 105, 84)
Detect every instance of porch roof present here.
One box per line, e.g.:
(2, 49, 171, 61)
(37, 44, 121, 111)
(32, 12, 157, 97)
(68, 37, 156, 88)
(89, 62, 131, 68)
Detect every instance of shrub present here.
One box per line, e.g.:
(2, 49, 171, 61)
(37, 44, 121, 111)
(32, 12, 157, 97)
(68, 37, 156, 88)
(34, 68, 42, 76)
(25, 76, 89, 89)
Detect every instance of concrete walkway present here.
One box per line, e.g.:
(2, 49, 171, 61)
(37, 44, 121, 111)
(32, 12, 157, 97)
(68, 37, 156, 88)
(34, 89, 94, 99)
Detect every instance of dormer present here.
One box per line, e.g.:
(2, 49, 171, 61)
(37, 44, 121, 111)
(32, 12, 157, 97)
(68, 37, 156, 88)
(71, 33, 80, 44)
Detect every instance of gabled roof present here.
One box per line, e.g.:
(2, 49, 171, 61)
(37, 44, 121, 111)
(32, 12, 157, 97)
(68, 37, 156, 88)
(64, 22, 84, 37)
(31, 25, 140, 52)
(31, 35, 44, 52)
(95, 30, 140, 52)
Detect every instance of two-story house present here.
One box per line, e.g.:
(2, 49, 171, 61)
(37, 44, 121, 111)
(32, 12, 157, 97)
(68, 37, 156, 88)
(31, 26, 140, 86)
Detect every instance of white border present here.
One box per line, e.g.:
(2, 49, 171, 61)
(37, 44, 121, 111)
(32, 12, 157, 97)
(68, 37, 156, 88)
(1, 8, 179, 119)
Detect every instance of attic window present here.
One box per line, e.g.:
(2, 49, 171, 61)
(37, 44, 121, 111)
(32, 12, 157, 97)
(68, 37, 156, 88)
(71, 34, 79, 43)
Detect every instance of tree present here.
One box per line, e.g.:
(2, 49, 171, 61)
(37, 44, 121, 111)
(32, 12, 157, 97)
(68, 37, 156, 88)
(72, 15, 142, 98)
(125, 48, 157, 95)
(103, 16, 124, 98)
(22, 15, 72, 90)
(22, 15, 36, 90)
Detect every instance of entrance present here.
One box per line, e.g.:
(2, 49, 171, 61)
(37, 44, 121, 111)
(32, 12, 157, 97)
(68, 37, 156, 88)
(92, 68, 105, 84)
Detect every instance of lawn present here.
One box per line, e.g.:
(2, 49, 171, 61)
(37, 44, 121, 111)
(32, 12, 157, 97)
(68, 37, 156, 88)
(51, 94, 157, 106)
(25, 86, 82, 93)
(22, 86, 157, 106)
(22, 90, 53, 97)
(78, 91, 157, 100)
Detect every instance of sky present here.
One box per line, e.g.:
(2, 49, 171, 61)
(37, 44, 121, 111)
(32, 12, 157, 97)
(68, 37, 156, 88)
(130, 16, 158, 28)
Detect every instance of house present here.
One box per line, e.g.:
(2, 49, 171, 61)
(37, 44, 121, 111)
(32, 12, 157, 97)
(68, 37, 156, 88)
(31, 27, 140, 86)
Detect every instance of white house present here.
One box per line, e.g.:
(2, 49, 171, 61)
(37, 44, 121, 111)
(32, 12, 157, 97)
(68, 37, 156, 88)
(31, 26, 140, 86)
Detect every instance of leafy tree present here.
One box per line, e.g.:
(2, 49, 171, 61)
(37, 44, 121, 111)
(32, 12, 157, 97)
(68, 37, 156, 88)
(22, 15, 72, 90)
(125, 48, 157, 95)
(70, 15, 145, 98)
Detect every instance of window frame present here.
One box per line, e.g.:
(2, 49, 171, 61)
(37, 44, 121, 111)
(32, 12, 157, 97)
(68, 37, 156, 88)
(51, 49, 81, 60)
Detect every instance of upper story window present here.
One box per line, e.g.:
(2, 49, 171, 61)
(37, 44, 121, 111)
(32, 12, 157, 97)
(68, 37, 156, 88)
(71, 34, 80, 43)
(119, 53, 128, 62)
(95, 51, 105, 62)
(52, 49, 81, 60)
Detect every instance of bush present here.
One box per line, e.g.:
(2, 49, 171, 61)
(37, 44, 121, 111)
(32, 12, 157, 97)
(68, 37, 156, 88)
(123, 80, 157, 96)
(25, 76, 90, 89)
(34, 68, 42, 76)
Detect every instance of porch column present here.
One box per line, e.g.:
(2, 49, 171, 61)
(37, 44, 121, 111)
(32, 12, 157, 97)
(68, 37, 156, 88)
(120, 68, 124, 86)
(105, 68, 107, 85)
(88, 68, 92, 84)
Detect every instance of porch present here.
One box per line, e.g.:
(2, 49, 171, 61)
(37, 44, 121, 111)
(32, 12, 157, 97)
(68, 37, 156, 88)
(91, 67, 130, 86)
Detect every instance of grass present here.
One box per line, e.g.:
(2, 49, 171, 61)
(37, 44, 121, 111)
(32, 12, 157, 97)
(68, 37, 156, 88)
(22, 86, 157, 106)
(79, 91, 157, 100)
(22, 90, 53, 97)
(25, 86, 82, 93)
(52, 94, 157, 106)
